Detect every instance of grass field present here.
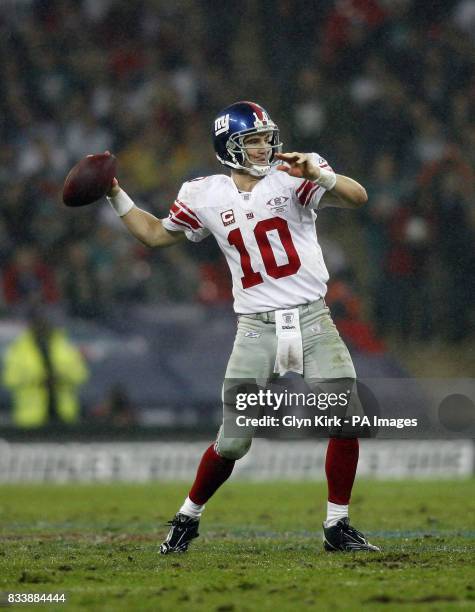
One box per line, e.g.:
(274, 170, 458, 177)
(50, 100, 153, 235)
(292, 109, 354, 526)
(0, 480, 474, 611)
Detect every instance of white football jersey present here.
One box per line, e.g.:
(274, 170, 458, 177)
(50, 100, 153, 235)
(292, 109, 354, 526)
(162, 154, 333, 314)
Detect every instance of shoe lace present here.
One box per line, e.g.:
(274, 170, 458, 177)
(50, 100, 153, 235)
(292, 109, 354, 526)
(165, 515, 197, 528)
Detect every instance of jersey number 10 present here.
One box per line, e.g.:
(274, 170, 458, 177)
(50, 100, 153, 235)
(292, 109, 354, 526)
(228, 217, 301, 289)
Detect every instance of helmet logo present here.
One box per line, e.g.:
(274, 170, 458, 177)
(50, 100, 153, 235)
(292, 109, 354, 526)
(252, 110, 270, 128)
(215, 114, 230, 136)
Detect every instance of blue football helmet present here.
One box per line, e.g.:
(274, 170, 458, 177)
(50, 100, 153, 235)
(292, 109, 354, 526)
(213, 101, 282, 177)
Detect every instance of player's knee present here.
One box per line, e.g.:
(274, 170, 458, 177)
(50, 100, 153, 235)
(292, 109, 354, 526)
(216, 437, 252, 460)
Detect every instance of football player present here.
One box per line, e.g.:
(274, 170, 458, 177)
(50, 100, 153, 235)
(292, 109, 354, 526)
(107, 101, 380, 553)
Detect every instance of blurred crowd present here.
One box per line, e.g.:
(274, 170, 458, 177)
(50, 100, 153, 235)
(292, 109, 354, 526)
(1, 0, 474, 343)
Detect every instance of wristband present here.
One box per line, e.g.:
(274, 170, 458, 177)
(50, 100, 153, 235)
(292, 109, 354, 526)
(106, 189, 135, 217)
(315, 168, 337, 191)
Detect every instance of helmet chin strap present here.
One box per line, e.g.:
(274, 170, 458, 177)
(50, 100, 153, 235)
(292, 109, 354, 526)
(245, 163, 272, 177)
(241, 147, 273, 177)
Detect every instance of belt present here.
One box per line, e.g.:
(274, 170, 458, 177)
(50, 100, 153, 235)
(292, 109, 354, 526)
(241, 298, 327, 323)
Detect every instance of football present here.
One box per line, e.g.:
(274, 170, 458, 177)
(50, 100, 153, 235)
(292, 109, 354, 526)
(63, 152, 117, 207)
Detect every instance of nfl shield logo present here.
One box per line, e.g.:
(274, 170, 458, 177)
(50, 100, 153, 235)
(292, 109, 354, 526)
(283, 313, 294, 325)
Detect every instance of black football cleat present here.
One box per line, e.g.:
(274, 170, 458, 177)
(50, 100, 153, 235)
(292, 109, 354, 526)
(323, 518, 380, 552)
(159, 513, 200, 554)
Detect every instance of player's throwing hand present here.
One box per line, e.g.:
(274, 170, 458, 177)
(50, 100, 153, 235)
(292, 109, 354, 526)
(275, 152, 321, 181)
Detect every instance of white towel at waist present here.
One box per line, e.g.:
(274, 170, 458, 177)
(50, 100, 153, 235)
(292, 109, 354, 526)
(273, 308, 304, 376)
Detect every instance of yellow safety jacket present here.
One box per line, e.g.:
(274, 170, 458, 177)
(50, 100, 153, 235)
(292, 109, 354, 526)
(2, 329, 89, 427)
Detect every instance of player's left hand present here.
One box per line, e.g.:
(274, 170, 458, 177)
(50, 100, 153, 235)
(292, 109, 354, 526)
(108, 177, 121, 197)
(275, 152, 320, 181)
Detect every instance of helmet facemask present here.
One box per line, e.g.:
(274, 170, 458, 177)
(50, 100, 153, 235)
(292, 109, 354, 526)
(226, 127, 282, 177)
